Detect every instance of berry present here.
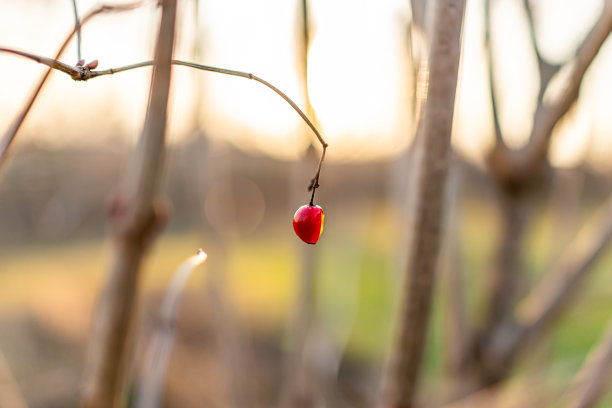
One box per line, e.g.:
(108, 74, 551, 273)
(293, 205, 324, 244)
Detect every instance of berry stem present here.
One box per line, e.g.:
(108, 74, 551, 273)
(309, 185, 316, 206)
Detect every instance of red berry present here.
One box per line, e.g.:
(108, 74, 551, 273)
(293, 205, 324, 244)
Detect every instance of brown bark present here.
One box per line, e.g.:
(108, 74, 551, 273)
(475, 0, 612, 390)
(79, 1, 177, 406)
(379, 0, 466, 406)
(0, 2, 144, 171)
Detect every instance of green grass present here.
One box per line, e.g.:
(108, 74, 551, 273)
(1, 199, 612, 401)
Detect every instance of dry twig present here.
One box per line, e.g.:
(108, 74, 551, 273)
(0, 1, 146, 170)
(71, 0, 82, 62)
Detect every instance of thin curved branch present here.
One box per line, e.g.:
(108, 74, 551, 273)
(0, 0, 147, 170)
(0, 48, 328, 192)
(96, 60, 328, 151)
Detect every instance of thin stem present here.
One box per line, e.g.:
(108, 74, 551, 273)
(521, 0, 559, 103)
(72, 0, 82, 62)
(308, 145, 326, 205)
(96, 60, 327, 150)
(95, 59, 328, 192)
(0, 46, 328, 193)
(136, 249, 207, 408)
(0, 0, 146, 171)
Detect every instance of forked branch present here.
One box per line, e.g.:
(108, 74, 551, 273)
(521, 0, 560, 102)
(0, 0, 146, 170)
(526, 0, 612, 167)
(484, 0, 503, 148)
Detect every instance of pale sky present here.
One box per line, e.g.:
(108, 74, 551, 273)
(0, 0, 611, 169)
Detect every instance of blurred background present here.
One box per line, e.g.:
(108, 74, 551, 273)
(2, 0, 612, 407)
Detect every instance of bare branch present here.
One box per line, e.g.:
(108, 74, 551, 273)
(484, 198, 527, 329)
(379, 0, 466, 406)
(98, 60, 327, 149)
(526, 0, 612, 166)
(136, 250, 207, 408)
(0, 46, 328, 193)
(80, 0, 176, 406)
(521, 0, 560, 103)
(410, 0, 427, 31)
(440, 168, 471, 377)
(484, 0, 504, 147)
(72, 0, 82, 62)
(0, 0, 147, 171)
(514, 194, 612, 353)
(0, 47, 77, 76)
(562, 316, 612, 408)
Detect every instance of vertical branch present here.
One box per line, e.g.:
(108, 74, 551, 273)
(410, 0, 427, 31)
(380, 0, 466, 406)
(80, 1, 177, 407)
(477, 196, 527, 386)
(484, 0, 504, 148)
(484, 197, 526, 330)
(440, 169, 470, 384)
(71, 0, 82, 62)
(521, 0, 559, 104)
